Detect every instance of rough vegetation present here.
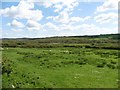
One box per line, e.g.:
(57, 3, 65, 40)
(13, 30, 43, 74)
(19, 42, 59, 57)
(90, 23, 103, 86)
(1, 34, 120, 50)
(1, 34, 119, 88)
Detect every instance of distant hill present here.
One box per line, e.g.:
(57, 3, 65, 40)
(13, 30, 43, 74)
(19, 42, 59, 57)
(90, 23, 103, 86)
(1, 33, 120, 50)
(2, 33, 120, 40)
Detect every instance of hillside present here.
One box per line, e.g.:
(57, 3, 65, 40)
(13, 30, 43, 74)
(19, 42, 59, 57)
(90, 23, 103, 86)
(1, 34, 120, 50)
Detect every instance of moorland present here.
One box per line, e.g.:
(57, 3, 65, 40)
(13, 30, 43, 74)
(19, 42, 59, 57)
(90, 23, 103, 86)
(1, 34, 120, 88)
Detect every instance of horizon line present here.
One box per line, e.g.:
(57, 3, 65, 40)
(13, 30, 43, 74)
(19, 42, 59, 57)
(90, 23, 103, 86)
(1, 33, 119, 39)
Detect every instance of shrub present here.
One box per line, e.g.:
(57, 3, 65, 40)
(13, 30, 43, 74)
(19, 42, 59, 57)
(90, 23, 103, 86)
(110, 60, 117, 64)
(74, 60, 86, 65)
(97, 63, 105, 68)
(107, 63, 116, 69)
(2, 57, 13, 76)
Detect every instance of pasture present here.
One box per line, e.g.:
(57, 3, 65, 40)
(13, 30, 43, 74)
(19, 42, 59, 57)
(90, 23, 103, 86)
(2, 47, 119, 88)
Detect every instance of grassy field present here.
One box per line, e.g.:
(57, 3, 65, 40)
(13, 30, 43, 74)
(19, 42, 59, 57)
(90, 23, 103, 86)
(2, 47, 119, 88)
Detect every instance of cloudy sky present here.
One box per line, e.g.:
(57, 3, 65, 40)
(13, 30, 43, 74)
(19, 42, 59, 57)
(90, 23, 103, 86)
(0, 0, 119, 38)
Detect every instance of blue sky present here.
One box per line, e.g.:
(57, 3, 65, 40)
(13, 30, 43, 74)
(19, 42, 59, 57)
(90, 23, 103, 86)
(0, 0, 118, 38)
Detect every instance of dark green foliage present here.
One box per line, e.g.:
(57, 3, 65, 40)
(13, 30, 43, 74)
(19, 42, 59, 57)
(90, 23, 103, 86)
(106, 63, 116, 69)
(110, 60, 117, 64)
(2, 57, 13, 76)
(96, 62, 105, 68)
(2, 34, 120, 50)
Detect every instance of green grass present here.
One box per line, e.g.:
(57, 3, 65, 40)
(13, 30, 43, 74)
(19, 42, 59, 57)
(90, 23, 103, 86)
(2, 47, 119, 88)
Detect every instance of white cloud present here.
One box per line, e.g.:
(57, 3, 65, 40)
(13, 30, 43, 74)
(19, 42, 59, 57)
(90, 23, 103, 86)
(96, 0, 119, 13)
(69, 17, 81, 22)
(113, 21, 118, 24)
(74, 24, 96, 31)
(44, 22, 58, 30)
(46, 12, 70, 24)
(43, 22, 74, 31)
(43, 22, 118, 35)
(7, 23, 11, 26)
(43, 0, 80, 26)
(94, 13, 118, 24)
(18, 0, 34, 9)
(70, 16, 91, 22)
(56, 11, 69, 23)
(44, 22, 96, 31)
(59, 24, 73, 31)
(26, 20, 42, 30)
(12, 29, 23, 32)
(0, 0, 43, 21)
(47, 15, 91, 24)
(53, 4, 63, 12)
(43, 0, 79, 9)
(52, 0, 79, 13)
(8, 19, 24, 28)
(43, 0, 53, 8)
(74, 24, 118, 35)
(46, 16, 53, 19)
(43, 0, 79, 24)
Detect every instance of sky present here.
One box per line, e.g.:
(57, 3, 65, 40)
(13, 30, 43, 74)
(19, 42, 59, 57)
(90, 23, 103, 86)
(0, 0, 119, 38)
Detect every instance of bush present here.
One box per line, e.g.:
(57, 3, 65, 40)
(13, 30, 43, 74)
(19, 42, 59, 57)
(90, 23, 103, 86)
(110, 60, 117, 64)
(2, 57, 13, 76)
(107, 63, 116, 69)
(97, 63, 105, 68)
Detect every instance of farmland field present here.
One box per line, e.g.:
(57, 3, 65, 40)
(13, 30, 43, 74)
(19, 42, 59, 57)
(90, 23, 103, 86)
(2, 47, 119, 88)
